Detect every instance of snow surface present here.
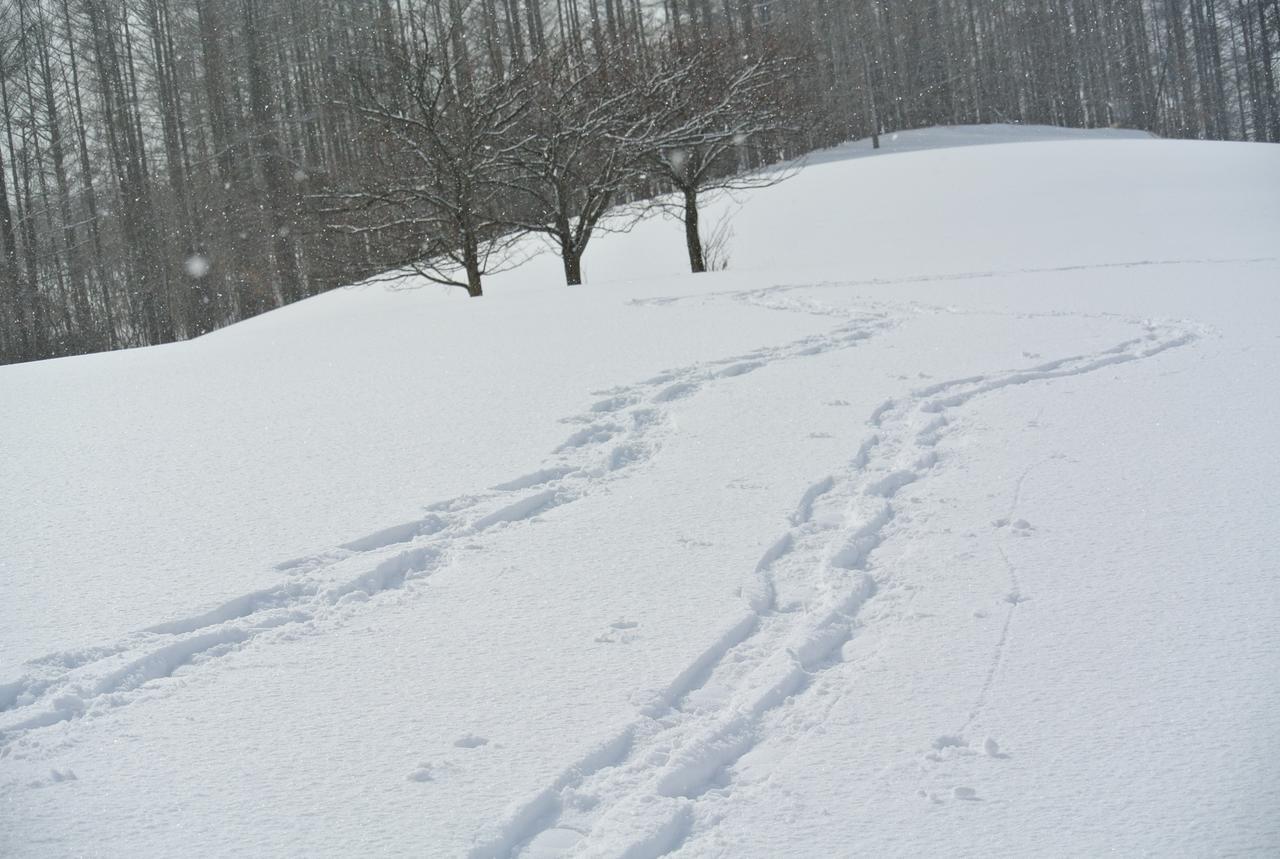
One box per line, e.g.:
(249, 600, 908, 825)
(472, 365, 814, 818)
(2, 125, 1279, 857)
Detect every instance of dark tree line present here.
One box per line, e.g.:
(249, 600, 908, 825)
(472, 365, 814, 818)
(0, 0, 1275, 364)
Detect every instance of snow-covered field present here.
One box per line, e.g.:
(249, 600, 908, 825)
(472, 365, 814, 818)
(2, 125, 1278, 857)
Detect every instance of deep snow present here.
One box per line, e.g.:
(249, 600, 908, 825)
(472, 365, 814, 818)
(2, 125, 1278, 857)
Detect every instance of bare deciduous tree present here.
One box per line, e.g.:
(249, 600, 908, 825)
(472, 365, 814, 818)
(324, 46, 533, 297)
(643, 43, 797, 273)
(496, 46, 650, 285)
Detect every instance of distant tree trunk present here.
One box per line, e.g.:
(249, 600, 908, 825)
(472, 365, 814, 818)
(505, 0, 527, 63)
(36, 5, 92, 341)
(526, 0, 546, 54)
(0, 131, 24, 359)
(863, 47, 880, 148)
(243, 0, 304, 305)
(448, 0, 476, 93)
(1259, 0, 1280, 140)
(17, 133, 48, 353)
(62, 0, 115, 347)
(147, 0, 200, 336)
(588, 0, 607, 71)
(481, 0, 507, 79)
(738, 0, 753, 45)
(2, 69, 46, 357)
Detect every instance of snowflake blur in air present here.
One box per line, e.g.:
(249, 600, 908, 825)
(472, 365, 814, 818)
(184, 254, 211, 278)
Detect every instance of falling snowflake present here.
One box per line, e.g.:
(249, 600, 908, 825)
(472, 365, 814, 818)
(184, 254, 211, 278)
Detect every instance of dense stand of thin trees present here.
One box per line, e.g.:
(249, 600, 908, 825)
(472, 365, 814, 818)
(0, 0, 1275, 364)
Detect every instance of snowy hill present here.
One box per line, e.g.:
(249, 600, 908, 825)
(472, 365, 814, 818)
(2, 125, 1278, 857)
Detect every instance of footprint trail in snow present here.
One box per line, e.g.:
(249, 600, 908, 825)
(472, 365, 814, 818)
(467, 295, 1201, 858)
(0, 279, 1202, 859)
(0, 293, 894, 754)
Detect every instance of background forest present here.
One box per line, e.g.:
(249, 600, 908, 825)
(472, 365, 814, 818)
(0, 0, 1276, 364)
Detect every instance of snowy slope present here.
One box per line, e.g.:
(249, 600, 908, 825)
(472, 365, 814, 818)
(2, 125, 1278, 857)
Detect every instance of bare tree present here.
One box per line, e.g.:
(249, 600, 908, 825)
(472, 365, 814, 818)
(326, 44, 533, 297)
(643, 43, 797, 273)
(496, 46, 649, 286)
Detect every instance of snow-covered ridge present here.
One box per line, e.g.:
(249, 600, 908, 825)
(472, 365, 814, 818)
(2, 126, 1278, 857)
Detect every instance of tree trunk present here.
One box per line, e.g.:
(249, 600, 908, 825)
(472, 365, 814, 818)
(1260, 0, 1280, 141)
(62, 0, 115, 348)
(0, 138, 22, 358)
(463, 234, 484, 297)
(683, 186, 705, 274)
(563, 248, 583, 285)
(465, 266, 484, 297)
(863, 47, 880, 148)
(36, 5, 91, 341)
(244, 0, 303, 306)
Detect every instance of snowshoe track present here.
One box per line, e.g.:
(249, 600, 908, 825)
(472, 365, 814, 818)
(0, 294, 895, 753)
(1, 276, 1202, 858)
(469, 302, 1202, 858)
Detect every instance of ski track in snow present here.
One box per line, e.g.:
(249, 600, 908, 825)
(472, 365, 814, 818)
(468, 292, 1203, 858)
(0, 289, 896, 757)
(1, 272, 1204, 857)
(958, 456, 1050, 738)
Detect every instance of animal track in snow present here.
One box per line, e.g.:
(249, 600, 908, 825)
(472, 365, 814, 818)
(408, 764, 436, 782)
(24, 768, 78, 789)
(596, 621, 641, 645)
